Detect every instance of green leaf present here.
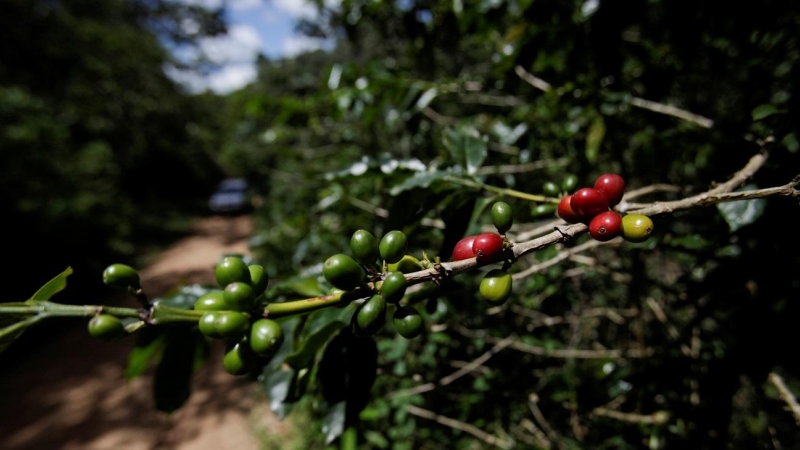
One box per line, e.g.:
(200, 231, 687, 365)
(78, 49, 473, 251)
(125, 331, 166, 380)
(717, 184, 767, 232)
(283, 307, 350, 370)
(442, 126, 487, 174)
(322, 401, 347, 445)
(288, 277, 324, 297)
(27, 267, 72, 303)
(751, 104, 782, 121)
(389, 169, 456, 196)
(153, 328, 200, 413)
(263, 368, 297, 419)
(585, 116, 605, 164)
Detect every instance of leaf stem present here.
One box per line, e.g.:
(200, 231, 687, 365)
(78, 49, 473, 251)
(444, 176, 560, 204)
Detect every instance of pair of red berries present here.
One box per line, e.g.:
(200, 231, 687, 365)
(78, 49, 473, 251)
(452, 233, 506, 263)
(557, 174, 626, 242)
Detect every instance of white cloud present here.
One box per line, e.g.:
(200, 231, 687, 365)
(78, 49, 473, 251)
(165, 63, 257, 94)
(229, 0, 262, 10)
(274, 0, 340, 20)
(199, 24, 262, 64)
(205, 64, 258, 93)
(282, 34, 332, 57)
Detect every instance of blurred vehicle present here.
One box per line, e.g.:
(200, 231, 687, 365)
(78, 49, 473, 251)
(208, 178, 253, 214)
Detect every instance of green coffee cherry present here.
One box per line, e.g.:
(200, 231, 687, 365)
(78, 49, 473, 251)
(561, 174, 579, 193)
(88, 314, 126, 341)
(532, 204, 557, 217)
(223, 340, 257, 376)
(248, 264, 269, 296)
(249, 319, 284, 357)
(393, 306, 423, 339)
(214, 256, 251, 288)
(379, 231, 408, 264)
(199, 312, 222, 339)
(350, 229, 379, 264)
(355, 295, 386, 336)
(323, 254, 365, 291)
(216, 311, 251, 340)
(479, 269, 513, 305)
(102, 264, 141, 291)
(491, 202, 514, 234)
(381, 272, 407, 304)
(223, 282, 255, 311)
(194, 291, 227, 311)
(542, 181, 560, 196)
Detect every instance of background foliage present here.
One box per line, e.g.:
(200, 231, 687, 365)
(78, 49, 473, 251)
(2, 0, 800, 449)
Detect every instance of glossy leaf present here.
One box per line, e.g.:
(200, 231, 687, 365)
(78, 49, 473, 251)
(717, 185, 767, 232)
(153, 328, 200, 413)
(443, 126, 487, 174)
(27, 266, 72, 303)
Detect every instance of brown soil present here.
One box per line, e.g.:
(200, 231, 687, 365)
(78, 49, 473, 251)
(0, 215, 289, 450)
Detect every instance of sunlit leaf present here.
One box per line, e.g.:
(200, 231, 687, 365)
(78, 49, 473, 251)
(322, 401, 347, 444)
(27, 267, 72, 303)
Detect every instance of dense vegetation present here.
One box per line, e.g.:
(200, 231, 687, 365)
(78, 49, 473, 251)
(2, 0, 800, 449)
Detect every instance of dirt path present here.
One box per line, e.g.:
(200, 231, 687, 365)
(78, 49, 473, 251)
(0, 215, 288, 450)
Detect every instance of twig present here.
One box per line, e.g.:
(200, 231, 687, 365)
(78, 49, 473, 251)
(768, 372, 800, 425)
(514, 65, 714, 128)
(422, 106, 459, 125)
(629, 96, 714, 129)
(405, 405, 515, 449)
(476, 158, 570, 175)
(593, 407, 671, 425)
(518, 419, 552, 449)
(469, 331, 651, 359)
(512, 239, 615, 281)
(388, 337, 514, 399)
(644, 297, 691, 357)
(529, 393, 566, 450)
(514, 65, 552, 92)
(707, 151, 768, 195)
(512, 306, 638, 327)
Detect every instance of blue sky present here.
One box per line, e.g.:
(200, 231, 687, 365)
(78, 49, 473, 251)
(168, 0, 336, 94)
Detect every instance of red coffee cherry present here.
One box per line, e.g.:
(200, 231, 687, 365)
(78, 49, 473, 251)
(570, 188, 609, 218)
(557, 195, 585, 224)
(589, 211, 622, 242)
(593, 174, 626, 207)
(452, 235, 478, 261)
(471, 233, 505, 264)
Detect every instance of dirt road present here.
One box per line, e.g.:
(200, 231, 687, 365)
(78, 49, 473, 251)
(0, 215, 287, 450)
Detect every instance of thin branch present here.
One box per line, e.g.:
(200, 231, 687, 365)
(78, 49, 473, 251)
(512, 306, 639, 327)
(515, 65, 552, 92)
(513, 239, 619, 281)
(476, 158, 570, 175)
(405, 405, 515, 449)
(592, 407, 671, 425)
(707, 151, 769, 195)
(422, 106, 459, 125)
(388, 337, 514, 399)
(768, 372, 800, 425)
(518, 419, 553, 449)
(528, 393, 566, 450)
(629, 96, 714, 129)
(514, 65, 714, 128)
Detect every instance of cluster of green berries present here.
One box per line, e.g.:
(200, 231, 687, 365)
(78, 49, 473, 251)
(97, 258, 284, 377)
(195, 256, 283, 375)
(557, 173, 654, 243)
(322, 229, 424, 339)
(89, 264, 143, 341)
(451, 201, 516, 306)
